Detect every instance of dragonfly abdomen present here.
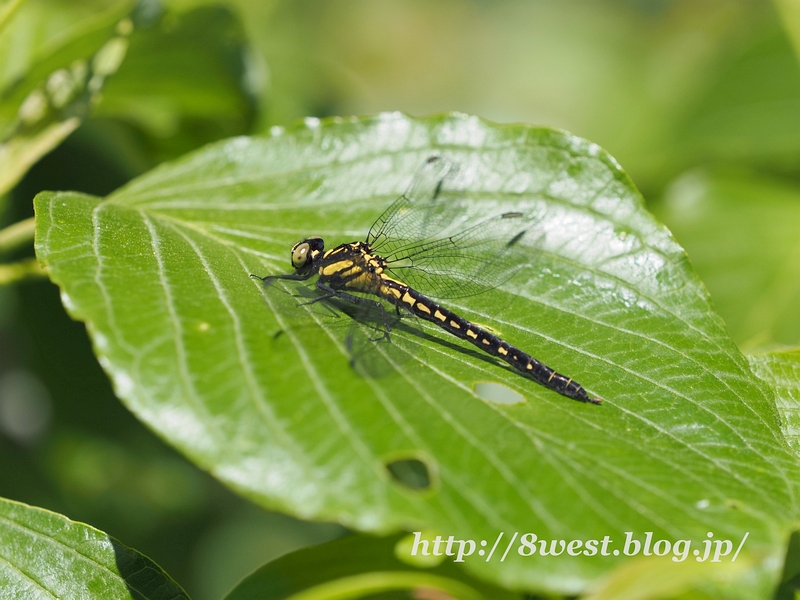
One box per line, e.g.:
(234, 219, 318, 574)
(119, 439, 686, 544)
(385, 283, 599, 404)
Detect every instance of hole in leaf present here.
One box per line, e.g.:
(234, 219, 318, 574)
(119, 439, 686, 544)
(386, 458, 431, 490)
(474, 381, 525, 405)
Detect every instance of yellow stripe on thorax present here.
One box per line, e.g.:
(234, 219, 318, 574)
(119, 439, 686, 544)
(320, 259, 355, 277)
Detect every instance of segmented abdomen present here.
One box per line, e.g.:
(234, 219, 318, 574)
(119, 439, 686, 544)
(382, 283, 599, 404)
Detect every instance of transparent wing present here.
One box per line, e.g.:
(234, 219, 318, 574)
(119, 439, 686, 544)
(368, 156, 534, 300)
(383, 212, 531, 299)
(367, 156, 459, 254)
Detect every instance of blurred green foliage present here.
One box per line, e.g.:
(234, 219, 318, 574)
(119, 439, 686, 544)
(226, 534, 522, 600)
(3, 0, 800, 598)
(656, 170, 800, 350)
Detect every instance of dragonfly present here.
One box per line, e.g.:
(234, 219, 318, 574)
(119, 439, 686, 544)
(252, 156, 600, 404)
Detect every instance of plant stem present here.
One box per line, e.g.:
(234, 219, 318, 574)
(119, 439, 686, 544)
(0, 258, 45, 286)
(0, 217, 35, 255)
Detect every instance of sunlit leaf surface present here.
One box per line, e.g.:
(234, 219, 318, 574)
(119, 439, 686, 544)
(34, 113, 799, 595)
(0, 496, 188, 599)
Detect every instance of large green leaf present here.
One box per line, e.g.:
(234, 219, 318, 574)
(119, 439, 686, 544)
(656, 170, 800, 350)
(33, 113, 800, 596)
(225, 533, 520, 600)
(0, 495, 188, 599)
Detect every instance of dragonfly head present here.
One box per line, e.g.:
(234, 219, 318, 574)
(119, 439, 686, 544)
(290, 236, 325, 272)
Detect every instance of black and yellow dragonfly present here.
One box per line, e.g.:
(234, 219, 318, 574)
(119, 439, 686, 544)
(252, 156, 600, 404)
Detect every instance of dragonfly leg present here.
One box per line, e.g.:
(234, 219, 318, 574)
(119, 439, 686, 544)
(315, 281, 392, 341)
(250, 272, 314, 284)
(296, 288, 337, 306)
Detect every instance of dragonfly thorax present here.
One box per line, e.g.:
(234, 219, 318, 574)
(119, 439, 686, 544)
(316, 241, 391, 295)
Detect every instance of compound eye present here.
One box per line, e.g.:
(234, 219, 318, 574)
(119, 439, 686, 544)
(291, 242, 310, 269)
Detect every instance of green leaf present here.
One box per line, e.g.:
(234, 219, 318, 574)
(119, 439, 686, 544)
(583, 553, 751, 600)
(33, 113, 800, 596)
(0, 1, 258, 195)
(225, 533, 520, 600)
(91, 4, 259, 167)
(748, 349, 800, 600)
(0, 0, 26, 35)
(774, 529, 800, 600)
(0, 0, 135, 195)
(656, 170, 800, 350)
(0, 0, 126, 89)
(674, 25, 800, 171)
(774, 0, 800, 63)
(749, 349, 800, 455)
(0, 495, 189, 599)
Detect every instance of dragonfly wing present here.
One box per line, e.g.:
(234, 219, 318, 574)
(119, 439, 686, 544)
(370, 156, 537, 300)
(367, 156, 460, 255)
(384, 212, 532, 299)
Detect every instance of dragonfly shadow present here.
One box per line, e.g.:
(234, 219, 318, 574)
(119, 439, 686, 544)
(261, 280, 488, 382)
(258, 278, 346, 339)
(260, 278, 406, 378)
(390, 314, 506, 371)
(327, 297, 408, 380)
(260, 278, 532, 388)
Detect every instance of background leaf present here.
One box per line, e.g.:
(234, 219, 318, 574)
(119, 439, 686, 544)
(0, 495, 189, 599)
(749, 348, 800, 455)
(0, 0, 135, 195)
(90, 3, 260, 171)
(0, 0, 127, 91)
(748, 348, 800, 600)
(34, 112, 800, 596)
(0, 1, 261, 197)
(225, 533, 520, 600)
(0, 0, 26, 35)
(0, 4, 272, 598)
(656, 170, 800, 351)
(583, 553, 752, 600)
(233, 1, 797, 194)
(672, 24, 800, 178)
(773, 0, 800, 63)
